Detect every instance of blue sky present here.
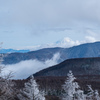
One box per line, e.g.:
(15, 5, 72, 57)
(1, 0, 100, 49)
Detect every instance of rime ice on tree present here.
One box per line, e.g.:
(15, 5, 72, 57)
(18, 75, 45, 100)
(0, 43, 15, 100)
(62, 71, 85, 100)
(94, 90, 100, 100)
(87, 85, 100, 100)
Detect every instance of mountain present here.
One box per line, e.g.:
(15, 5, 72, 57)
(34, 57, 100, 77)
(55, 37, 80, 48)
(0, 49, 30, 53)
(3, 41, 100, 64)
(3, 47, 62, 64)
(24, 37, 80, 51)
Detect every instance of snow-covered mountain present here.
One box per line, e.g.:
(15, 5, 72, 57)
(55, 37, 80, 48)
(28, 37, 81, 51)
(1, 37, 89, 53)
(0, 37, 78, 53)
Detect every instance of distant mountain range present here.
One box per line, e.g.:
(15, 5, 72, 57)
(0, 37, 79, 53)
(3, 41, 100, 64)
(0, 49, 30, 53)
(34, 57, 100, 77)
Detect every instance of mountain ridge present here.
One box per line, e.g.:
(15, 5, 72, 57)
(3, 41, 100, 64)
(34, 57, 100, 77)
(0, 49, 30, 53)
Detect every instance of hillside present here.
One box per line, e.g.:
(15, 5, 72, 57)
(3, 42, 100, 64)
(34, 57, 100, 77)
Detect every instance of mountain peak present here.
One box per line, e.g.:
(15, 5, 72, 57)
(55, 37, 80, 48)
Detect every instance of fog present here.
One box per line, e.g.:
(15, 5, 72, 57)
(3, 53, 60, 79)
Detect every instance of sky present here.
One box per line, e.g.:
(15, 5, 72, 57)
(1, 0, 100, 49)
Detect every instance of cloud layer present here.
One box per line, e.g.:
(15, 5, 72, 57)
(3, 53, 60, 79)
(1, 0, 100, 27)
(1, 0, 100, 30)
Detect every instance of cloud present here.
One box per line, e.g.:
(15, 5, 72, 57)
(3, 53, 60, 79)
(1, 0, 100, 49)
(85, 36, 96, 42)
(84, 29, 99, 42)
(1, 0, 100, 29)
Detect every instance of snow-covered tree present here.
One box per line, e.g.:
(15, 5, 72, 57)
(86, 85, 94, 100)
(18, 75, 45, 100)
(75, 89, 86, 100)
(62, 71, 85, 100)
(86, 85, 100, 100)
(94, 90, 100, 100)
(0, 44, 15, 100)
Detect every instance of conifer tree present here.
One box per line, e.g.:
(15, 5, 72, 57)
(94, 90, 100, 100)
(86, 85, 100, 100)
(18, 76, 45, 100)
(62, 71, 85, 100)
(86, 85, 94, 100)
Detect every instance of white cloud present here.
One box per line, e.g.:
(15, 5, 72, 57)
(44, 53, 60, 66)
(85, 36, 96, 42)
(3, 53, 60, 79)
(85, 29, 99, 42)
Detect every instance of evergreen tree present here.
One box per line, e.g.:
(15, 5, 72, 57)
(94, 90, 100, 100)
(86, 85, 100, 100)
(18, 76, 45, 100)
(62, 71, 85, 100)
(86, 85, 94, 100)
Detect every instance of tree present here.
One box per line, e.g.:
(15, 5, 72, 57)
(86, 85, 100, 100)
(86, 85, 94, 100)
(94, 90, 100, 100)
(0, 43, 15, 100)
(18, 76, 45, 100)
(62, 71, 85, 100)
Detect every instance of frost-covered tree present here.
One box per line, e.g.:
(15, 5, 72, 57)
(86, 85, 94, 100)
(75, 89, 86, 100)
(18, 76, 45, 100)
(94, 90, 100, 100)
(86, 85, 100, 100)
(0, 44, 15, 100)
(62, 71, 85, 100)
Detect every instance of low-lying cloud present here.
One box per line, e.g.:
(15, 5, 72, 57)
(3, 53, 60, 79)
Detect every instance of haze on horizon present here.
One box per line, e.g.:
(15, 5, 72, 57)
(0, 0, 100, 49)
